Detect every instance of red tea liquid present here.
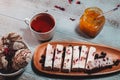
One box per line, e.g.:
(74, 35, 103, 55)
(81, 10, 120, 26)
(31, 14, 55, 33)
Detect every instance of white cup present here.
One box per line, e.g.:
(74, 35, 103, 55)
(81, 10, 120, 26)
(24, 13, 55, 41)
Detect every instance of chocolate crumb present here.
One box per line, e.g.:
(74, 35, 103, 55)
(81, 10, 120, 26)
(103, 58, 106, 61)
(54, 5, 65, 11)
(95, 54, 99, 59)
(39, 59, 44, 63)
(101, 52, 106, 58)
(57, 49, 62, 54)
(114, 59, 120, 66)
(41, 55, 45, 59)
(101, 52, 106, 56)
(42, 63, 44, 67)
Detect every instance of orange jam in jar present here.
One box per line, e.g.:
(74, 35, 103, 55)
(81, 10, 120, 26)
(80, 7, 105, 38)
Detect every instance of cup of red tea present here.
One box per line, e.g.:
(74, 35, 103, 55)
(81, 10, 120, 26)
(25, 13, 55, 41)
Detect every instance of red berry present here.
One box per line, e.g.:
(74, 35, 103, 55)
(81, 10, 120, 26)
(76, 1, 81, 4)
(4, 48, 9, 54)
(117, 4, 120, 7)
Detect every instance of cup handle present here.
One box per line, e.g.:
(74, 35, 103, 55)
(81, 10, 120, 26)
(24, 18, 30, 25)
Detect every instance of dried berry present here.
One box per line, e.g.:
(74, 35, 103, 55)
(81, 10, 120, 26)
(76, 1, 81, 4)
(4, 47, 9, 55)
(54, 5, 65, 11)
(117, 4, 120, 8)
(68, 0, 73, 4)
(70, 18, 75, 21)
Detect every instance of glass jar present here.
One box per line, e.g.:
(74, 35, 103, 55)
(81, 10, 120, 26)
(79, 7, 105, 38)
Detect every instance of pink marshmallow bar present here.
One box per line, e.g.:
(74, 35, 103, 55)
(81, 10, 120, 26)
(72, 46, 80, 71)
(53, 44, 64, 71)
(85, 46, 96, 69)
(44, 44, 54, 70)
(79, 45, 88, 69)
(62, 46, 73, 72)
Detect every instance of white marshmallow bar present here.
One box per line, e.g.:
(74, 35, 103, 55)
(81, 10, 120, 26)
(63, 46, 73, 72)
(86, 57, 114, 70)
(53, 44, 64, 71)
(44, 44, 54, 70)
(85, 47, 96, 69)
(79, 45, 88, 69)
(72, 46, 80, 71)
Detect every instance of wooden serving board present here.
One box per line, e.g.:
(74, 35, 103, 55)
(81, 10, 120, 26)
(33, 41, 120, 76)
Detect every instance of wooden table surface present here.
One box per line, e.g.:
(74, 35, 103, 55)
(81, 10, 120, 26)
(0, 0, 120, 80)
